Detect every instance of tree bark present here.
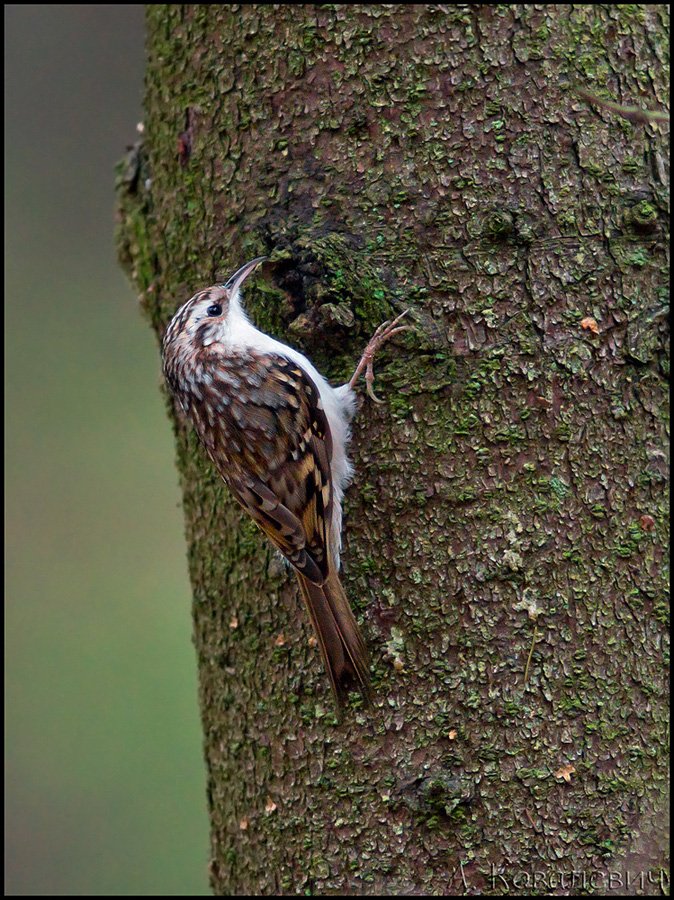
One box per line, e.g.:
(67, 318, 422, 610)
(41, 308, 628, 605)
(117, 5, 669, 895)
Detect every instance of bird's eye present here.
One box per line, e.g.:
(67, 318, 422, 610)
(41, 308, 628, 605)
(206, 303, 222, 317)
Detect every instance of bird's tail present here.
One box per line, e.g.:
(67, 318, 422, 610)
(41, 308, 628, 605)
(296, 570, 370, 706)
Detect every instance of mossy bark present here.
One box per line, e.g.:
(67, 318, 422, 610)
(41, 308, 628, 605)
(117, 5, 669, 895)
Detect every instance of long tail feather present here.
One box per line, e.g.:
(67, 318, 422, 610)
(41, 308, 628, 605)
(296, 571, 370, 705)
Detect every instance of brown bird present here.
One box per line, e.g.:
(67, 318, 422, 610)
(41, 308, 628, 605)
(162, 257, 409, 705)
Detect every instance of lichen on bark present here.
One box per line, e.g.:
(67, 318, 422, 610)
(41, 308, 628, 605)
(117, 5, 669, 894)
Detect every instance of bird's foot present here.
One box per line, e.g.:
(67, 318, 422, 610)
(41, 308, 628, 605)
(348, 310, 412, 403)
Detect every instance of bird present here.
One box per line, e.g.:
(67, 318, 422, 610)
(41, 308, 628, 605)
(161, 256, 410, 705)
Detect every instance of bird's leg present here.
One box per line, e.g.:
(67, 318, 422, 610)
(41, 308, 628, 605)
(348, 310, 412, 403)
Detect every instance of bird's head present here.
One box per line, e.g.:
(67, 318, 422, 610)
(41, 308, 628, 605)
(162, 256, 266, 355)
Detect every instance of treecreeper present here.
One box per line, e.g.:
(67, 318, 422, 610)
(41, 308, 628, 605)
(161, 256, 410, 705)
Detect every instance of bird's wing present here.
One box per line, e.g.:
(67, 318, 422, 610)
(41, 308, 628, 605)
(202, 351, 334, 585)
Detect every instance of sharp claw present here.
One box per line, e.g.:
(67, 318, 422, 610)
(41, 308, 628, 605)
(383, 325, 412, 339)
(350, 309, 413, 402)
(366, 381, 384, 403)
(364, 359, 383, 403)
(386, 309, 411, 330)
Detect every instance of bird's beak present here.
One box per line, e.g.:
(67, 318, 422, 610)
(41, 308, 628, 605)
(224, 256, 267, 295)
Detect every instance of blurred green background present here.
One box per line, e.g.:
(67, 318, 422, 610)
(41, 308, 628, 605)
(5, 6, 209, 894)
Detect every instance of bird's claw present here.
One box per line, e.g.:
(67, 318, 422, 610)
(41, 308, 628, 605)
(348, 310, 412, 401)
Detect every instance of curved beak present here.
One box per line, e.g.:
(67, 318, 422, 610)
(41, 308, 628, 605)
(224, 256, 267, 295)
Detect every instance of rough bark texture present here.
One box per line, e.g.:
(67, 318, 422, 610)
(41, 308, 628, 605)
(117, 5, 669, 895)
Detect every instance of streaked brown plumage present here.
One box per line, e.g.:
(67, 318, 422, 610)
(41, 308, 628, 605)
(162, 257, 409, 705)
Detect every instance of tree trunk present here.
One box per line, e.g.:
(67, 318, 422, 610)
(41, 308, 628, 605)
(117, 5, 669, 894)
